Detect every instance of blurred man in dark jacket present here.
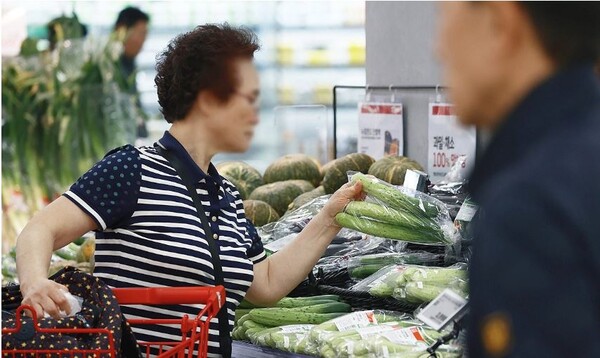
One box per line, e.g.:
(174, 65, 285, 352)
(436, 2, 600, 357)
(114, 6, 150, 138)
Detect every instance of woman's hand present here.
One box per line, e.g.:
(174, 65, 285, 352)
(20, 278, 72, 319)
(321, 181, 365, 224)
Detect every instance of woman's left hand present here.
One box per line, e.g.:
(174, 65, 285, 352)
(321, 181, 365, 223)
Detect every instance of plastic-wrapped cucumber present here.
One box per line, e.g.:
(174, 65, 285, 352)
(351, 173, 440, 218)
(336, 213, 449, 245)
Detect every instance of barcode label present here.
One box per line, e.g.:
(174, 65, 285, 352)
(417, 288, 467, 331)
(334, 311, 377, 331)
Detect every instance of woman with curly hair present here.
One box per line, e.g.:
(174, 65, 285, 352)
(16, 24, 363, 357)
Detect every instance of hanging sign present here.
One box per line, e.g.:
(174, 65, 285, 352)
(357, 102, 404, 159)
(427, 103, 476, 183)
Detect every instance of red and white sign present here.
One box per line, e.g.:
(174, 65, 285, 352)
(427, 103, 476, 183)
(358, 102, 404, 160)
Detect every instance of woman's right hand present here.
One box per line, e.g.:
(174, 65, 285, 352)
(20, 278, 72, 319)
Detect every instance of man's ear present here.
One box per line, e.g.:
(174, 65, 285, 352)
(488, 2, 538, 61)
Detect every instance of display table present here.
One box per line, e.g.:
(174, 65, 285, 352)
(232, 341, 312, 357)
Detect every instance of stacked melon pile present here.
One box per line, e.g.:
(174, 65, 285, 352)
(218, 154, 424, 227)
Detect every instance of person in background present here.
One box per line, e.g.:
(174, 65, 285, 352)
(436, 2, 600, 357)
(114, 6, 150, 139)
(16, 24, 363, 357)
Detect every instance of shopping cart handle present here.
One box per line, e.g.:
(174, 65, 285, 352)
(112, 285, 226, 306)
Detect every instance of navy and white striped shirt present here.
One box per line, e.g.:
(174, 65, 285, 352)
(64, 131, 266, 357)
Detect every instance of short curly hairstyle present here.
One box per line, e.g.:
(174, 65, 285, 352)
(154, 23, 260, 123)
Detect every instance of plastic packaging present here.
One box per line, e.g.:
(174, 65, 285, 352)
(347, 251, 444, 279)
(336, 173, 459, 246)
(43, 291, 83, 318)
(350, 264, 468, 302)
(246, 324, 317, 355)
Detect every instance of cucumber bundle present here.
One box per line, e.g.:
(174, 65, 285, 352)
(335, 173, 453, 245)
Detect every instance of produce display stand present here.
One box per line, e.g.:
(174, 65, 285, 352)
(2, 285, 226, 358)
(233, 341, 312, 358)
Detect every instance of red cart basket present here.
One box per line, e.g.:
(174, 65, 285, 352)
(1, 285, 226, 358)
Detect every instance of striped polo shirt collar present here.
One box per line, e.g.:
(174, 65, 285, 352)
(157, 131, 224, 187)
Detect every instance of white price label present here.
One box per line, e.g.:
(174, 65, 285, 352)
(456, 201, 478, 222)
(356, 324, 397, 339)
(334, 311, 377, 331)
(382, 326, 427, 346)
(417, 288, 468, 331)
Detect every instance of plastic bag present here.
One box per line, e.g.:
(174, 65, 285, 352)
(247, 324, 317, 355)
(350, 263, 468, 302)
(347, 251, 445, 279)
(336, 173, 460, 246)
(260, 195, 365, 258)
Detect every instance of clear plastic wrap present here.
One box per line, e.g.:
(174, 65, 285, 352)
(308, 310, 414, 358)
(336, 173, 460, 246)
(350, 264, 468, 302)
(307, 309, 463, 358)
(347, 251, 444, 279)
(259, 195, 366, 257)
(367, 330, 464, 358)
(350, 264, 407, 298)
(246, 324, 317, 355)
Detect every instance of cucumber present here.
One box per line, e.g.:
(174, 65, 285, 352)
(238, 298, 261, 309)
(345, 201, 437, 231)
(336, 212, 449, 245)
(249, 309, 346, 326)
(235, 308, 252, 323)
(349, 264, 385, 279)
(351, 173, 440, 218)
(288, 302, 351, 313)
(276, 298, 338, 308)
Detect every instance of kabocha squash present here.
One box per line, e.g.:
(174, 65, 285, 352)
(288, 180, 315, 193)
(263, 154, 322, 187)
(243, 200, 280, 227)
(368, 155, 424, 185)
(287, 186, 326, 212)
(322, 153, 375, 194)
(249, 181, 306, 216)
(216, 161, 263, 200)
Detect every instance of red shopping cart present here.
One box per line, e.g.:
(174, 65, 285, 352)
(1, 285, 226, 358)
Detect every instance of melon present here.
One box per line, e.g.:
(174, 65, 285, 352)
(367, 156, 425, 185)
(249, 181, 306, 216)
(287, 186, 326, 212)
(322, 153, 375, 194)
(263, 154, 322, 187)
(216, 161, 263, 200)
(243, 200, 280, 227)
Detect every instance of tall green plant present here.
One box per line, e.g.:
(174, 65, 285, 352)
(2, 15, 135, 250)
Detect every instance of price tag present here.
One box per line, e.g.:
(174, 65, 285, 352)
(455, 199, 478, 222)
(381, 326, 427, 346)
(356, 323, 397, 339)
(334, 311, 377, 331)
(358, 102, 404, 160)
(427, 103, 476, 184)
(417, 288, 468, 331)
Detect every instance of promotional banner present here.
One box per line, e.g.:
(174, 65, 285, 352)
(427, 103, 476, 183)
(357, 102, 404, 160)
